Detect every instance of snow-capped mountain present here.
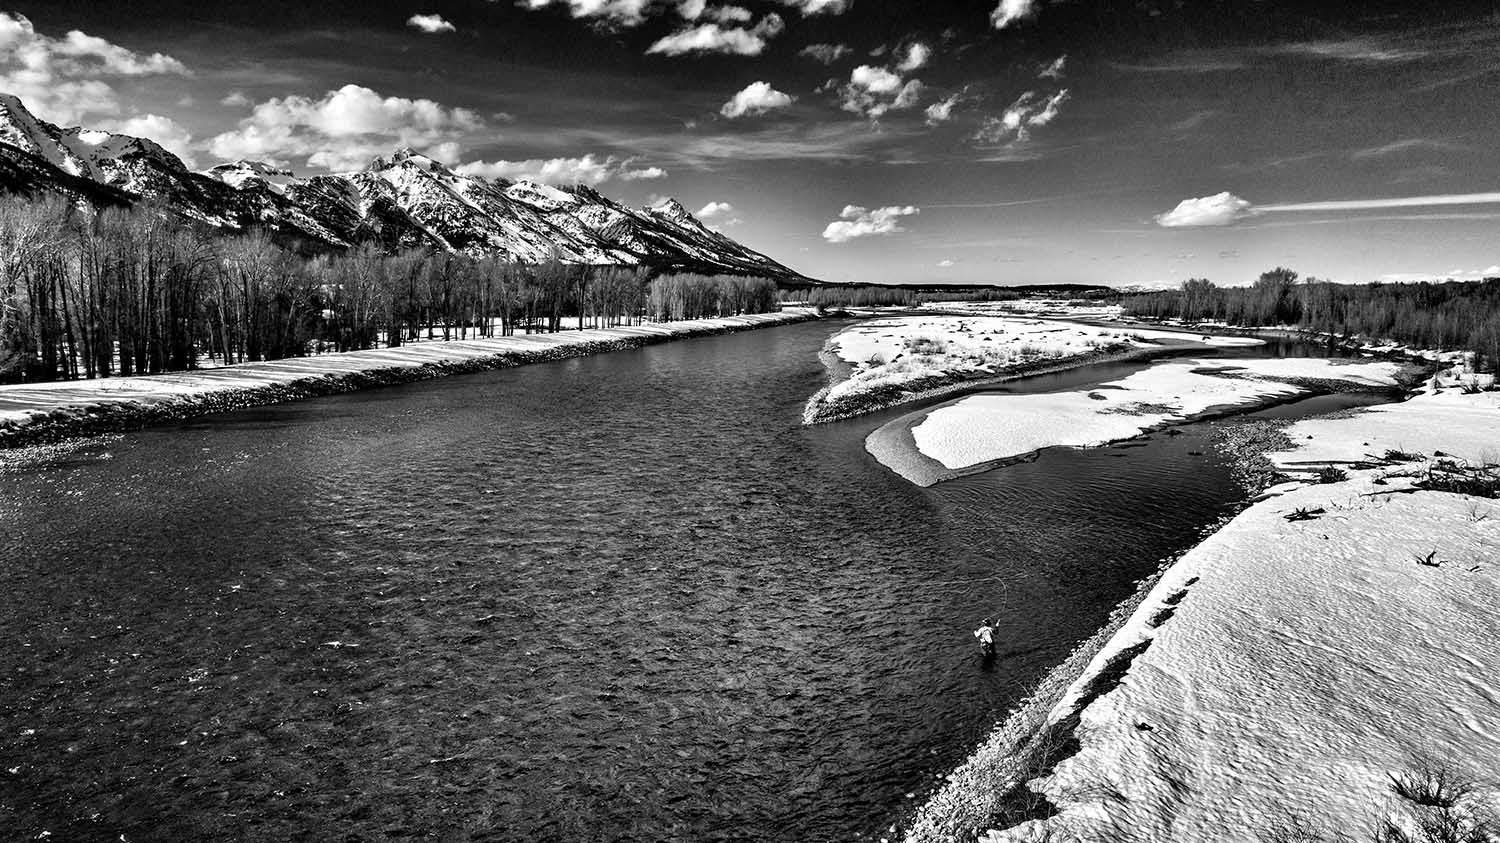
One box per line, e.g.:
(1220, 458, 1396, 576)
(0, 93, 809, 280)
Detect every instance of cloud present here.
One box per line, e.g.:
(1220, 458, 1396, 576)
(221, 91, 252, 108)
(1039, 54, 1066, 79)
(208, 83, 484, 171)
(704, 5, 753, 23)
(697, 200, 742, 226)
(1258, 193, 1500, 214)
(697, 200, 734, 218)
(924, 93, 960, 126)
(456, 154, 665, 185)
(1349, 138, 1460, 160)
(1155, 190, 1500, 228)
(406, 13, 456, 34)
(991, 0, 1037, 29)
(800, 43, 852, 64)
(519, 0, 654, 27)
(974, 88, 1068, 144)
(720, 81, 795, 118)
(937, 258, 954, 267)
(1271, 39, 1427, 63)
(646, 13, 784, 56)
(1155, 192, 1255, 227)
(897, 42, 930, 72)
(822, 204, 919, 242)
(0, 11, 189, 125)
(107, 113, 195, 167)
(779, 0, 852, 15)
(840, 64, 924, 118)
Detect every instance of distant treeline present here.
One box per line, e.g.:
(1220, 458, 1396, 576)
(0, 197, 781, 383)
(787, 285, 1023, 308)
(1121, 268, 1500, 370)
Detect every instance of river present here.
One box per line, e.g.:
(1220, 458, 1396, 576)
(0, 320, 1373, 842)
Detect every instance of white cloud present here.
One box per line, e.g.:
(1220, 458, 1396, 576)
(703, 5, 753, 23)
(221, 91, 252, 108)
(974, 88, 1068, 144)
(1156, 190, 1500, 228)
(208, 84, 484, 171)
(822, 204, 919, 242)
(520, 0, 654, 27)
(799, 43, 852, 64)
(1154, 191, 1256, 227)
(937, 258, 955, 267)
(1029, 88, 1068, 126)
(780, 0, 851, 15)
(456, 154, 665, 185)
(0, 12, 189, 125)
(720, 81, 795, 118)
(697, 200, 742, 226)
(850, 64, 902, 94)
(406, 13, 456, 34)
(924, 93, 960, 126)
(1040, 54, 1066, 79)
(991, 0, 1038, 29)
(646, 13, 784, 56)
(897, 42, 930, 72)
(107, 113, 195, 167)
(840, 64, 924, 118)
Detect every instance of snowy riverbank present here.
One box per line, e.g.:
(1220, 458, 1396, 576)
(905, 368, 1500, 843)
(0, 309, 818, 448)
(803, 314, 1260, 424)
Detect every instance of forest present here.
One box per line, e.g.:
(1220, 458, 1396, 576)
(1121, 268, 1500, 371)
(0, 197, 780, 383)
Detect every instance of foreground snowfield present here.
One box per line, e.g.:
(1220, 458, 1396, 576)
(0, 309, 814, 441)
(906, 357, 1403, 473)
(910, 374, 1500, 843)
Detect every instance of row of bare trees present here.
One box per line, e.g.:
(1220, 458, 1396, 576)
(1121, 268, 1500, 371)
(0, 197, 782, 383)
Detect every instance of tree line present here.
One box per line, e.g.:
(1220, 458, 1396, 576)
(1121, 268, 1500, 371)
(787, 285, 1025, 309)
(0, 197, 781, 383)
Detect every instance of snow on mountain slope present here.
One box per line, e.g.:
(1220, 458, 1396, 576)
(0, 92, 809, 279)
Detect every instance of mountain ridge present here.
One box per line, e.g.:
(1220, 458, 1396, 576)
(0, 93, 812, 281)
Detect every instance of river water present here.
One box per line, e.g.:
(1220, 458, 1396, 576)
(0, 321, 1367, 842)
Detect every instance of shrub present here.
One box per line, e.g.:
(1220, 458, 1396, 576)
(1316, 466, 1350, 484)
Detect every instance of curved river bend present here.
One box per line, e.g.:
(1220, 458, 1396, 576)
(2, 320, 1311, 842)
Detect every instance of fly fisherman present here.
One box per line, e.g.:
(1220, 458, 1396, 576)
(973, 618, 996, 658)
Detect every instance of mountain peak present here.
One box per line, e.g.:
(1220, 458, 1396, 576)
(369, 148, 448, 173)
(647, 197, 691, 220)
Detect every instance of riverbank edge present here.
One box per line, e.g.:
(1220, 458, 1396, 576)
(900, 371, 1482, 843)
(897, 519, 1229, 842)
(866, 371, 1419, 488)
(0, 309, 820, 449)
(801, 341, 1183, 426)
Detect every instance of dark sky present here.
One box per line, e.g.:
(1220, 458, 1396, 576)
(5, 0, 1500, 285)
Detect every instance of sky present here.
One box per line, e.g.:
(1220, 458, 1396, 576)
(3, 0, 1500, 288)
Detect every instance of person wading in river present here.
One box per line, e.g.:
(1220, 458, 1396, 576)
(973, 618, 996, 659)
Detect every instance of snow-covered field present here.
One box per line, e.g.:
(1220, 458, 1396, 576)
(908, 369, 1500, 843)
(905, 357, 1402, 474)
(0, 309, 814, 439)
(810, 315, 1260, 421)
